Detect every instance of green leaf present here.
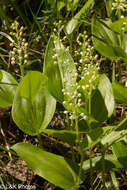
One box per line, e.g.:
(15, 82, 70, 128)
(92, 18, 127, 61)
(82, 154, 123, 172)
(43, 35, 63, 103)
(54, 35, 76, 106)
(0, 70, 18, 107)
(98, 74, 115, 117)
(12, 142, 81, 190)
(19, 71, 47, 103)
(101, 118, 127, 147)
(112, 17, 127, 33)
(105, 0, 113, 17)
(66, 0, 94, 34)
(44, 34, 76, 105)
(42, 129, 77, 146)
(12, 71, 56, 136)
(112, 82, 127, 104)
(91, 74, 114, 122)
(112, 141, 127, 168)
(81, 126, 116, 151)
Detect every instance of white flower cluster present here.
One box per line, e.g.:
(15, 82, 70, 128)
(112, 0, 127, 12)
(61, 32, 100, 121)
(9, 21, 28, 66)
(76, 32, 100, 95)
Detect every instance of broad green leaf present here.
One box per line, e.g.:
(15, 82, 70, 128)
(91, 74, 114, 122)
(98, 74, 114, 117)
(112, 82, 127, 104)
(43, 35, 63, 103)
(92, 18, 127, 61)
(12, 71, 56, 136)
(12, 143, 81, 190)
(44, 34, 76, 105)
(101, 118, 127, 147)
(82, 154, 123, 172)
(112, 17, 127, 34)
(66, 0, 94, 34)
(112, 141, 127, 168)
(42, 125, 115, 151)
(19, 71, 47, 103)
(91, 89, 108, 122)
(42, 129, 77, 146)
(54, 35, 76, 106)
(81, 126, 116, 151)
(0, 70, 18, 107)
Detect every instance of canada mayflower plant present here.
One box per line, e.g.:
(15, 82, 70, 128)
(1, 1, 127, 189)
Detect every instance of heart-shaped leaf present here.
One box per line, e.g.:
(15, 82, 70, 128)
(12, 71, 56, 136)
(0, 70, 18, 107)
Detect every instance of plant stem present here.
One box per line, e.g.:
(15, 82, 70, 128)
(20, 65, 24, 77)
(112, 61, 115, 83)
(88, 88, 93, 190)
(77, 151, 84, 189)
(89, 147, 93, 190)
(75, 112, 79, 146)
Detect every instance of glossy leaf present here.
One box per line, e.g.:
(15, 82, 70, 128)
(43, 36, 63, 103)
(81, 125, 117, 151)
(42, 129, 77, 146)
(12, 142, 81, 190)
(44, 34, 76, 105)
(112, 17, 127, 34)
(82, 154, 123, 172)
(92, 17, 127, 61)
(105, 0, 113, 17)
(19, 71, 47, 103)
(112, 141, 127, 168)
(0, 70, 18, 107)
(66, 0, 94, 34)
(91, 74, 114, 122)
(101, 118, 127, 147)
(112, 82, 127, 105)
(12, 71, 56, 136)
(98, 74, 115, 117)
(54, 35, 76, 106)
